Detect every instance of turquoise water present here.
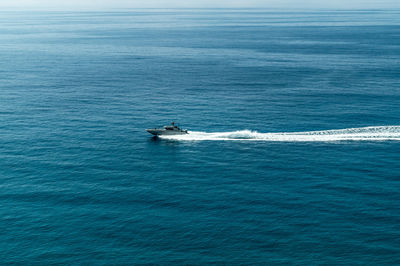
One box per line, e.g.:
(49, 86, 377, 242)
(1, 9, 400, 264)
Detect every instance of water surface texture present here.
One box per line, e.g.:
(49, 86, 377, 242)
(1, 9, 400, 264)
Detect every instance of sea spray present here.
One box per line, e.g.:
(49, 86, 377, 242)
(159, 126, 400, 142)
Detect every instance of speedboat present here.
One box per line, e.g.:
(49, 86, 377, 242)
(146, 122, 188, 136)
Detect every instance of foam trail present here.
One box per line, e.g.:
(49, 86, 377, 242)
(159, 126, 400, 142)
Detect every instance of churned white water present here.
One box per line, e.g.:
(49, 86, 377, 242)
(159, 126, 400, 142)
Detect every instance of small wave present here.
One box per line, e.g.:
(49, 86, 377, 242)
(159, 126, 400, 142)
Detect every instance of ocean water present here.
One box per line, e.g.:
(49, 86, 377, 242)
(1, 9, 400, 264)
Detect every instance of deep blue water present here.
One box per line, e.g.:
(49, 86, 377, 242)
(1, 9, 400, 264)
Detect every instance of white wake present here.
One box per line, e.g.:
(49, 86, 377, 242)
(159, 126, 400, 142)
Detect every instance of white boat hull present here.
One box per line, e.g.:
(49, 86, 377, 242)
(146, 128, 188, 136)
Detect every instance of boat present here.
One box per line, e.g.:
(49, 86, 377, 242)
(146, 122, 188, 136)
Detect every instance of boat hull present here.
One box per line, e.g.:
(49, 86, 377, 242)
(146, 128, 188, 136)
